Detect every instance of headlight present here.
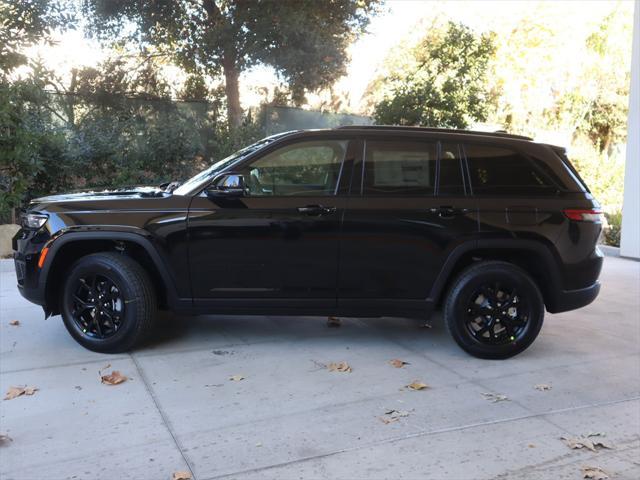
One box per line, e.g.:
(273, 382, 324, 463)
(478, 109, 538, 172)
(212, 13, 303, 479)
(21, 213, 49, 229)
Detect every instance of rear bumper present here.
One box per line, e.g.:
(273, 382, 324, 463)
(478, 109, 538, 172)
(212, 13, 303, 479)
(547, 281, 601, 313)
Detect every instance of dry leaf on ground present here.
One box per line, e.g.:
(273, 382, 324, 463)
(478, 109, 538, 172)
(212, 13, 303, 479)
(100, 371, 127, 385)
(389, 359, 410, 368)
(481, 392, 509, 403)
(534, 384, 552, 391)
(4, 386, 38, 400)
(229, 374, 245, 381)
(327, 316, 341, 327)
(9, 320, 19, 326)
(582, 466, 609, 480)
(528, 444, 536, 448)
(0, 433, 12, 445)
(172, 471, 192, 480)
(327, 362, 352, 373)
(406, 381, 429, 391)
(379, 408, 412, 424)
(562, 433, 614, 452)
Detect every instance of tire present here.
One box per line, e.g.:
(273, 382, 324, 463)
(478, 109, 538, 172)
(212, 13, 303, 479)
(61, 252, 157, 353)
(444, 261, 544, 359)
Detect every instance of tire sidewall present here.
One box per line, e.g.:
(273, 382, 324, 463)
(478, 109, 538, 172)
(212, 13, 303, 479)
(61, 256, 141, 352)
(446, 264, 544, 359)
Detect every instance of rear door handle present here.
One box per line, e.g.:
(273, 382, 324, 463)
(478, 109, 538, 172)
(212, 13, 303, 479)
(429, 206, 469, 218)
(297, 205, 336, 216)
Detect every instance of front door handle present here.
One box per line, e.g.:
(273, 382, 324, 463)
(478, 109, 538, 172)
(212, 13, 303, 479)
(297, 205, 336, 216)
(429, 206, 469, 219)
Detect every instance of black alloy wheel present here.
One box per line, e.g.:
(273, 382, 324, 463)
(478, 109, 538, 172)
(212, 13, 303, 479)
(70, 273, 125, 339)
(465, 282, 529, 346)
(444, 261, 544, 359)
(61, 252, 156, 353)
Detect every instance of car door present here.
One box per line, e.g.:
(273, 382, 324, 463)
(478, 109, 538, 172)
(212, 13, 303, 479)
(187, 136, 354, 310)
(337, 136, 479, 315)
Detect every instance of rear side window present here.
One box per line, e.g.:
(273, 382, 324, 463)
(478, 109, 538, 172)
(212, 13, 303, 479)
(363, 140, 436, 195)
(465, 144, 558, 195)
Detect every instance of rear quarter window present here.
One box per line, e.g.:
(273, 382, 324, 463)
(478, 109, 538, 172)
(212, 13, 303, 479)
(464, 144, 559, 196)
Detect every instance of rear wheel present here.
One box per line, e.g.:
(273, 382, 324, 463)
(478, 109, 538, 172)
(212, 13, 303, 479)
(61, 252, 156, 353)
(444, 261, 544, 359)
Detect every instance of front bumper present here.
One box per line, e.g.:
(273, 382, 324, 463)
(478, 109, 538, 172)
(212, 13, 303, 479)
(547, 281, 601, 313)
(14, 253, 46, 306)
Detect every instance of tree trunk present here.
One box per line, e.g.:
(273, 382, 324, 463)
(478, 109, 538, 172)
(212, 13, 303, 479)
(223, 58, 242, 129)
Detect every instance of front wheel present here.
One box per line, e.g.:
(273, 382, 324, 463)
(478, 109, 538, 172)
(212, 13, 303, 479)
(61, 252, 157, 353)
(444, 261, 544, 359)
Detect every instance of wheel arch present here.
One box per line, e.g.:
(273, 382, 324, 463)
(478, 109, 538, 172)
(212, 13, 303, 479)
(41, 230, 181, 315)
(429, 239, 563, 312)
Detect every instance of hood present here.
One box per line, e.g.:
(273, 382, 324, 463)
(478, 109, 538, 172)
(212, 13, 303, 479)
(31, 186, 169, 205)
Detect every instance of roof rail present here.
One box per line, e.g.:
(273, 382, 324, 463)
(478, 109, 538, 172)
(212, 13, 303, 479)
(336, 125, 533, 141)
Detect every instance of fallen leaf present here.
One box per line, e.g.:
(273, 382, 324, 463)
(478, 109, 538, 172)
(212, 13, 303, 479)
(9, 320, 19, 326)
(0, 433, 12, 445)
(406, 381, 429, 391)
(74, 386, 82, 391)
(229, 375, 245, 381)
(389, 359, 410, 368)
(327, 316, 341, 327)
(528, 444, 536, 448)
(481, 392, 509, 403)
(562, 433, 613, 452)
(420, 322, 433, 329)
(172, 471, 192, 480)
(582, 466, 609, 480)
(101, 371, 127, 385)
(327, 362, 352, 373)
(534, 384, 552, 391)
(379, 408, 412, 424)
(4, 386, 38, 400)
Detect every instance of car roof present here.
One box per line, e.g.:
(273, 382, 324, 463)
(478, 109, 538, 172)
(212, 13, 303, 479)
(335, 125, 533, 141)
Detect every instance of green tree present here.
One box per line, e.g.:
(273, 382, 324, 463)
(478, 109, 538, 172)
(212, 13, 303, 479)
(373, 22, 496, 128)
(82, 0, 379, 128)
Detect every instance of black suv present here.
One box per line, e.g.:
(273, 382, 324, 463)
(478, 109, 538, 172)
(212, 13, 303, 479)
(12, 126, 603, 359)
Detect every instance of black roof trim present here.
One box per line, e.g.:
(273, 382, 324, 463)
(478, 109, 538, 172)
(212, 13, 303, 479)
(336, 125, 533, 141)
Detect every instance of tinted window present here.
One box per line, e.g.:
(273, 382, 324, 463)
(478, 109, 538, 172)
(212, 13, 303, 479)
(240, 139, 347, 196)
(439, 143, 465, 195)
(465, 144, 558, 195)
(363, 140, 436, 195)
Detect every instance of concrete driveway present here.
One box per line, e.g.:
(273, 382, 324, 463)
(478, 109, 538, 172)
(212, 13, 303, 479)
(0, 256, 639, 480)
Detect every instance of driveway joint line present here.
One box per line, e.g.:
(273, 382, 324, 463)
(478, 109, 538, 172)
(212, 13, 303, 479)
(129, 352, 197, 480)
(202, 396, 640, 480)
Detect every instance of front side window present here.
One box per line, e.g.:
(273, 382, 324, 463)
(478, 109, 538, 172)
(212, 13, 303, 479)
(465, 144, 558, 195)
(240, 139, 348, 196)
(363, 140, 436, 195)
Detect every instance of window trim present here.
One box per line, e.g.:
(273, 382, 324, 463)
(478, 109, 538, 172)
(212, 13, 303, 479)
(199, 136, 354, 198)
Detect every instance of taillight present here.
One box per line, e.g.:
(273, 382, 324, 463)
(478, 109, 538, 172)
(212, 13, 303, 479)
(563, 209, 602, 222)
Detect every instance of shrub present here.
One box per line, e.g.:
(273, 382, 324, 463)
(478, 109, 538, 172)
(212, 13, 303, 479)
(603, 210, 622, 247)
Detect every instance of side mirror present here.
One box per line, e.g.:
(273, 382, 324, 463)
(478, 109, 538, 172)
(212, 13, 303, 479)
(206, 174, 246, 198)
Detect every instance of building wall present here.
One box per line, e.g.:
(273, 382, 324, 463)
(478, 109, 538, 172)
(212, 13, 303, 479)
(620, 1, 640, 259)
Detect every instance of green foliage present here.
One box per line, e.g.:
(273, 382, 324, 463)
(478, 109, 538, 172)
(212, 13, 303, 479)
(373, 22, 496, 128)
(82, 0, 380, 125)
(603, 210, 622, 247)
(0, 0, 76, 77)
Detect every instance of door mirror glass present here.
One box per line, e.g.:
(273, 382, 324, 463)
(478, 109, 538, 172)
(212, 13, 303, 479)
(206, 174, 246, 197)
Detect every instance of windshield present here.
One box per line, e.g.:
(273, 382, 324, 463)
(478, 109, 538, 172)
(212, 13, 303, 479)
(173, 133, 292, 195)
